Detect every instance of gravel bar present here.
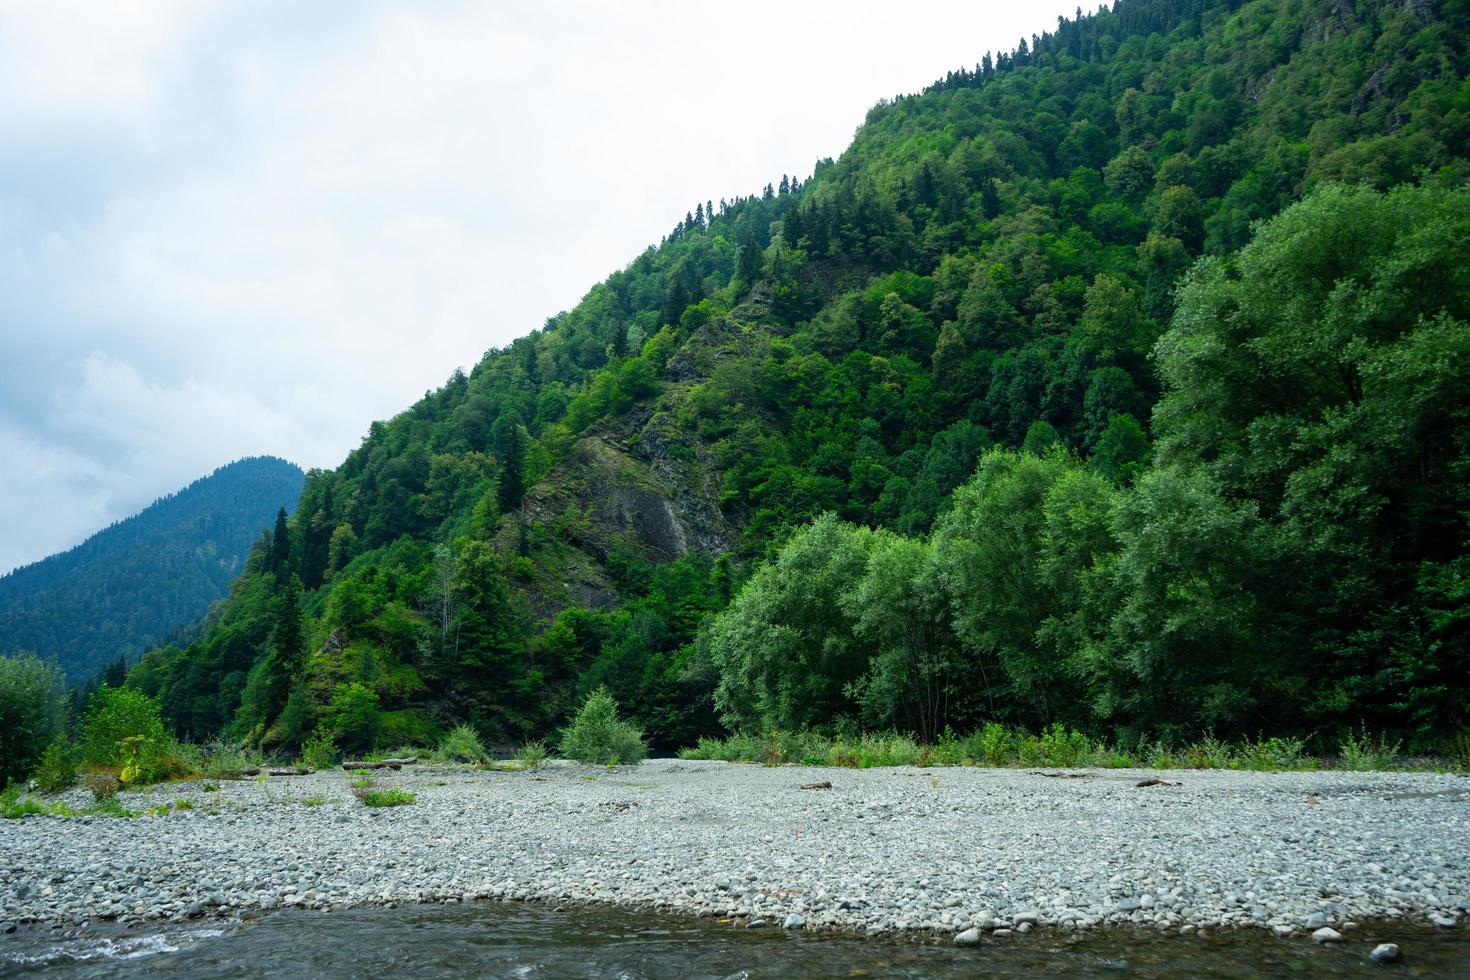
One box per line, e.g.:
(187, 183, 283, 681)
(2, 761, 1466, 942)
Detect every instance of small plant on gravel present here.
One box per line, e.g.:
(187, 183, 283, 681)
(558, 687, 647, 766)
(201, 782, 219, 793)
(1338, 726, 1402, 771)
(439, 724, 487, 764)
(298, 730, 338, 771)
(976, 722, 1012, 766)
(31, 736, 77, 793)
(1238, 735, 1313, 771)
(515, 739, 548, 770)
(85, 771, 121, 803)
(304, 795, 327, 807)
(353, 786, 414, 807)
(1447, 731, 1470, 771)
(350, 775, 374, 789)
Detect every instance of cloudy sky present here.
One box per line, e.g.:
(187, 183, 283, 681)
(0, 0, 1084, 575)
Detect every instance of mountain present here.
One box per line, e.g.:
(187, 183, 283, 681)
(0, 457, 305, 682)
(134, 0, 1469, 753)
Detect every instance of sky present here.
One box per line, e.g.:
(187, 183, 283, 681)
(0, 0, 1086, 575)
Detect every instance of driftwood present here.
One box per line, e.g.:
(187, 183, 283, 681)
(342, 757, 417, 771)
(1135, 778, 1182, 787)
(800, 780, 833, 790)
(241, 767, 312, 777)
(1031, 771, 1092, 779)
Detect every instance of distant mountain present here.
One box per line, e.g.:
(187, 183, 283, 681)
(0, 457, 305, 681)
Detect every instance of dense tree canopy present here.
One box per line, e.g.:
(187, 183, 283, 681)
(128, 0, 1469, 753)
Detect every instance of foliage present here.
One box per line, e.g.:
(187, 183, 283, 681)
(320, 683, 383, 755)
(438, 723, 487, 764)
(514, 739, 547, 770)
(78, 686, 170, 769)
(353, 786, 415, 807)
(30, 736, 77, 793)
(298, 730, 338, 771)
(558, 687, 647, 766)
(0, 652, 68, 786)
(1338, 726, 1403, 772)
(130, 0, 1470, 757)
(0, 457, 303, 683)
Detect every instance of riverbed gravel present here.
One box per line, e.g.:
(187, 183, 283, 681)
(1, 761, 1466, 943)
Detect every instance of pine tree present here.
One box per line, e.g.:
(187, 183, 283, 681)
(736, 237, 764, 285)
(494, 415, 527, 513)
(268, 507, 290, 575)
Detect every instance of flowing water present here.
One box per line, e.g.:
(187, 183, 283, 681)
(4, 903, 1469, 978)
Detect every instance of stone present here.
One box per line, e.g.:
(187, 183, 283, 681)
(1370, 943, 1400, 963)
(954, 927, 981, 946)
(1312, 927, 1343, 944)
(1431, 915, 1458, 929)
(782, 913, 803, 930)
(1115, 898, 1142, 913)
(747, 919, 767, 929)
(1139, 894, 1155, 910)
(1012, 911, 1040, 926)
(1304, 911, 1329, 929)
(992, 928, 1013, 938)
(1016, 921, 1033, 934)
(0, 923, 15, 934)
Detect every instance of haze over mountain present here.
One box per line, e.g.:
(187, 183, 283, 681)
(0, 457, 304, 682)
(123, 0, 1470, 757)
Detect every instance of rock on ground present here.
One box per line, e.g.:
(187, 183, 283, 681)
(0, 761, 1466, 941)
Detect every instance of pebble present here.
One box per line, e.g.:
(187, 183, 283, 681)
(1431, 915, 1458, 929)
(953, 927, 981, 946)
(1312, 927, 1342, 944)
(782, 913, 803, 930)
(1370, 943, 1400, 963)
(2, 761, 1467, 944)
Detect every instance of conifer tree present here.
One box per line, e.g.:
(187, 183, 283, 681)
(494, 414, 528, 513)
(268, 507, 290, 575)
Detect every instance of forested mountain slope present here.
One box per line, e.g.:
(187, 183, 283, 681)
(134, 0, 1470, 753)
(0, 457, 304, 682)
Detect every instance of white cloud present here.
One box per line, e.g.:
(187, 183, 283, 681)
(0, 0, 1088, 572)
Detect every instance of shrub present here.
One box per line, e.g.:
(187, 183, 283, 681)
(1338, 726, 1401, 771)
(321, 683, 382, 754)
(178, 741, 258, 778)
(1238, 735, 1313, 771)
(558, 687, 647, 766)
(353, 787, 414, 807)
(515, 739, 547, 770)
(84, 772, 121, 802)
(976, 722, 1013, 766)
(1451, 731, 1470, 771)
(0, 653, 69, 786)
(298, 730, 338, 771)
(439, 724, 487, 764)
(31, 736, 77, 793)
(79, 686, 169, 768)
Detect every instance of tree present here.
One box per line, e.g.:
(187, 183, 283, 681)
(268, 507, 291, 575)
(493, 415, 528, 513)
(0, 653, 67, 785)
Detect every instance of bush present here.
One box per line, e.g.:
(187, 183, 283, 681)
(177, 741, 258, 778)
(353, 786, 414, 807)
(31, 736, 77, 793)
(321, 683, 382, 754)
(558, 687, 647, 766)
(1338, 726, 1401, 771)
(298, 730, 338, 771)
(0, 653, 68, 786)
(79, 686, 169, 768)
(439, 724, 487, 764)
(515, 739, 547, 770)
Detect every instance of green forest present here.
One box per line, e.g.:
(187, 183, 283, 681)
(0, 457, 304, 683)
(112, 0, 1468, 758)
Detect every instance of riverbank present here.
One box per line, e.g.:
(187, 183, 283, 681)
(1, 761, 1466, 944)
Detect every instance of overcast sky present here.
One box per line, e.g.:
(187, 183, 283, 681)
(0, 0, 1086, 575)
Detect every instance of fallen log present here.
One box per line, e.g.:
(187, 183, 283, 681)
(240, 767, 313, 777)
(342, 757, 417, 771)
(800, 780, 833, 790)
(1135, 778, 1182, 787)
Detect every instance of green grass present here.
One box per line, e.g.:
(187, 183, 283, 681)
(355, 787, 414, 808)
(679, 724, 1448, 773)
